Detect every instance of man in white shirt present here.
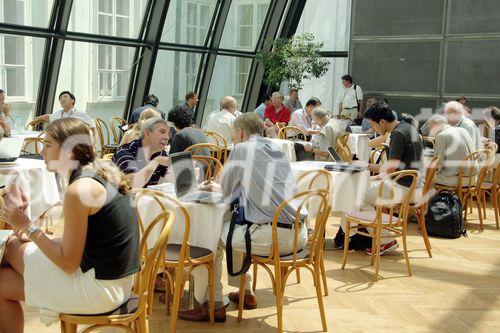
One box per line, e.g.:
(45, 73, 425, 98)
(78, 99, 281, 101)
(204, 96, 238, 146)
(338, 74, 364, 122)
(289, 97, 321, 137)
(32, 91, 97, 143)
(443, 101, 482, 151)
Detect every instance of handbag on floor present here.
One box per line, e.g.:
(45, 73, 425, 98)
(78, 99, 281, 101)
(425, 190, 466, 238)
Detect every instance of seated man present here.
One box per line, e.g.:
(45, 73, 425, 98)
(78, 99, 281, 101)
(289, 97, 321, 138)
(306, 107, 347, 160)
(112, 117, 170, 188)
(178, 113, 307, 322)
(168, 106, 209, 155)
(443, 101, 482, 151)
(427, 115, 475, 187)
(339, 101, 423, 254)
(204, 96, 239, 146)
(130, 94, 165, 123)
(264, 92, 291, 138)
(253, 94, 271, 120)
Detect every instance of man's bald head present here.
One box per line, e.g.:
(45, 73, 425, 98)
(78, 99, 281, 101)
(220, 96, 238, 114)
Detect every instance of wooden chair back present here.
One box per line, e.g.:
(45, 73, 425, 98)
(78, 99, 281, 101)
(475, 119, 492, 139)
(296, 169, 332, 225)
(22, 137, 44, 155)
(375, 170, 420, 229)
(95, 118, 110, 157)
(418, 156, 440, 208)
(335, 132, 352, 162)
(192, 155, 223, 182)
(277, 126, 307, 141)
(370, 145, 388, 166)
(422, 136, 435, 149)
(185, 142, 222, 162)
(110, 116, 127, 144)
(25, 118, 44, 131)
(204, 131, 228, 162)
(458, 149, 490, 191)
(264, 189, 331, 266)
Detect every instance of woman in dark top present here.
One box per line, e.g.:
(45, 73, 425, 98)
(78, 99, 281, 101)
(167, 105, 209, 155)
(484, 106, 500, 153)
(0, 118, 139, 332)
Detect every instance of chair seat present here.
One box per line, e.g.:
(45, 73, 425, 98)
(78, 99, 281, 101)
(165, 244, 213, 262)
(63, 294, 139, 318)
(254, 248, 310, 261)
(346, 210, 400, 225)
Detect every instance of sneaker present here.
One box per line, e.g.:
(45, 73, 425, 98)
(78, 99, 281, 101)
(365, 240, 399, 255)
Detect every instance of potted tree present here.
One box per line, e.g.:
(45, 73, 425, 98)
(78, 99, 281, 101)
(256, 32, 330, 90)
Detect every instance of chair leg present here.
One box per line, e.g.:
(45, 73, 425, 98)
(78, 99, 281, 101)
(170, 266, 185, 333)
(373, 226, 382, 282)
(296, 268, 301, 284)
(252, 263, 258, 291)
(341, 222, 350, 269)
(320, 251, 328, 296)
(137, 314, 148, 333)
(402, 228, 412, 276)
(164, 271, 171, 316)
(494, 190, 500, 229)
(208, 262, 215, 325)
(418, 208, 432, 258)
(274, 264, 284, 333)
(313, 263, 328, 332)
(475, 192, 484, 230)
(482, 191, 487, 218)
(237, 274, 246, 322)
(61, 322, 77, 333)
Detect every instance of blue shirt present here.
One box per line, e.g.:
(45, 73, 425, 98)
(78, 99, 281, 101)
(130, 104, 165, 123)
(253, 103, 266, 119)
(113, 139, 168, 187)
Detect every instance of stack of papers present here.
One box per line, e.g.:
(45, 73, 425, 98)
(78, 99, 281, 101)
(147, 182, 176, 195)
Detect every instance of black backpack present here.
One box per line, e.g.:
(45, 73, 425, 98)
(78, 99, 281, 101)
(425, 190, 466, 239)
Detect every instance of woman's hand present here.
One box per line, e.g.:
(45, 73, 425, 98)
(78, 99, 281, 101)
(3, 183, 29, 211)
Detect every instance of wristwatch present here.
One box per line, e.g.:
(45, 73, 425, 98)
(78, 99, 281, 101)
(25, 224, 42, 239)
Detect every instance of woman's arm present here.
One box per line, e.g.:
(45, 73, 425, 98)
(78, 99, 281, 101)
(7, 178, 105, 274)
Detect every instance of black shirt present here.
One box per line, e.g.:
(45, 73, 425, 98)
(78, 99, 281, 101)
(181, 102, 195, 121)
(388, 122, 423, 187)
(70, 169, 140, 280)
(113, 139, 168, 187)
(169, 127, 209, 155)
(130, 104, 165, 124)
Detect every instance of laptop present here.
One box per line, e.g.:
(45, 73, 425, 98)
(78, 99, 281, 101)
(170, 151, 224, 204)
(0, 137, 24, 162)
(324, 146, 368, 173)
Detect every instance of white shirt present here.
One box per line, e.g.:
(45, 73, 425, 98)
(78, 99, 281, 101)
(289, 108, 319, 133)
(204, 109, 237, 146)
(49, 107, 96, 128)
(339, 84, 363, 109)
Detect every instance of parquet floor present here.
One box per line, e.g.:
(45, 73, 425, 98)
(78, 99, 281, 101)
(24, 209, 500, 332)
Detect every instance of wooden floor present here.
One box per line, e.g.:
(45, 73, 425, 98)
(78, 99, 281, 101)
(24, 209, 500, 333)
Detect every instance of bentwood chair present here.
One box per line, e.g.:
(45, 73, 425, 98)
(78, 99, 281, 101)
(422, 136, 435, 149)
(21, 137, 44, 155)
(60, 201, 175, 333)
(237, 189, 331, 333)
(369, 145, 388, 175)
(434, 149, 490, 229)
(341, 170, 420, 281)
(395, 156, 440, 258)
(335, 132, 352, 162)
(476, 142, 498, 228)
(134, 189, 216, 332)
(25, 118, 45, 131)
(110, 116, 127, 145)
(479, 164, 500, 229)
(95, 118, 119, 158)
(192, 155, 223, 181)
(277, 126, 307, 141)
(204, 131, 228, 163)
(185, 143, 223, 163)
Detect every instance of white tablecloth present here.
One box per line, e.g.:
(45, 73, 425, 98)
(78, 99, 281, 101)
(291, 161, 370, 213)
(12, 131, 44, 154)
(348, 133, 371, 161)
(0, 158, 59, 219)
(268, 138, 297, 162)
(139, 183, 228, 303)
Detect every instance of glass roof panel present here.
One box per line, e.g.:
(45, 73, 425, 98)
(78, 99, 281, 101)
(1, 0, 54, 28)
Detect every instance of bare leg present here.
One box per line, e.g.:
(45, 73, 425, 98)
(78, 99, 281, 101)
(0, 236, 30, 333)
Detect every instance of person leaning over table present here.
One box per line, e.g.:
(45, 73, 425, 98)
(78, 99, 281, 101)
(337, 101, 424, 255)
(120, 108, 161, 145)
(113, 117, 170, 188)
(0, 118, 140, 333)
(263, 91, 291, 138)
(289, 97, 321, 139)
(177, 112, 307, 322)
(302, 107, 349, 160)
(443, 101, 482, 151)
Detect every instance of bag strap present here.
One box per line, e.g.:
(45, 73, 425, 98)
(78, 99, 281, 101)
(226, 202, 252, 277)
(353, 84, 359, 108)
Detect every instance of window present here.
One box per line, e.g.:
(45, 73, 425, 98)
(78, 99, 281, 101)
(220, 1, 270, 51)
(0, 35, 25, 97)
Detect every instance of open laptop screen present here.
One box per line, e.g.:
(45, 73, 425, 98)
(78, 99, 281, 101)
(170, 151, 197, 197)
(327, 146, 343, 162)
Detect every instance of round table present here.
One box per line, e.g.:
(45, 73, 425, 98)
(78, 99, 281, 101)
(348, 133, 371, 161)
(0, 158, 59, 219)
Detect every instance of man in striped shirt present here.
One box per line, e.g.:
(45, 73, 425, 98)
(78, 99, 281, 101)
(113, 117, 170, 188)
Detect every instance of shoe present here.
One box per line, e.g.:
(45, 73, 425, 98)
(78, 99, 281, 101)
(365, 240, 399, 255)
(228, 291, 257, 310)
(177, 302, 226, 322)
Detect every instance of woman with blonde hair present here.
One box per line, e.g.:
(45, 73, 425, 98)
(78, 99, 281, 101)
(0, 118, 140, 332)
(120, 108, 160, 145)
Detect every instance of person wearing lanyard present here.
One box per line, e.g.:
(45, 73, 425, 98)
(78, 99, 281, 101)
(289, 97, 322, 139)
(31, 91, 97, 144)
(338, 74, 364, 123)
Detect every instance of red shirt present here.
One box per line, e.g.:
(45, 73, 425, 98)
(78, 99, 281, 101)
(264, 104, 291, 124)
